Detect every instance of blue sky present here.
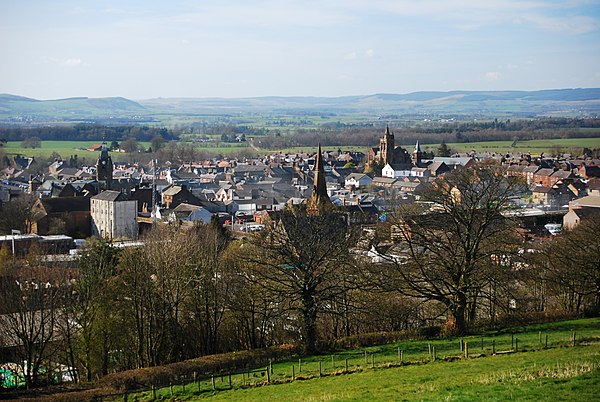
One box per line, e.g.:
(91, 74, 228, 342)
(1, 0, 599, 99)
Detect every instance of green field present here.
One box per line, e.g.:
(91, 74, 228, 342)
(3, 137, 599, 161)
(426, 137, 600, 156)
(131, 318, 600, 401)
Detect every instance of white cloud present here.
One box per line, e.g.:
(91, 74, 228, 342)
(365, 49, 375, 58)
(484, 71, 500, 81)
(63, 58, 82, 67)
(506, 64, 518, 71)
(344, 52, 357, 60)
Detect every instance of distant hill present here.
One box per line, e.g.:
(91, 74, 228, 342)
(0, 89, 599, 124)
(0, 94, 148, 123)
(139, 88, 600, 116)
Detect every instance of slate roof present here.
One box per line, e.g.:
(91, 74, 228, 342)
(92, 190, 129, 202)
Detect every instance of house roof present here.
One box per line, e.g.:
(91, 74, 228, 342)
(92, 190, 129, 202)
(570, 195, 600, 208)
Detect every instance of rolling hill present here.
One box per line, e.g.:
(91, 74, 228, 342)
(0, 88, 599, 124)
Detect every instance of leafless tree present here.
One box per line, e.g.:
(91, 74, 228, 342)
(375, 162, 527, 334)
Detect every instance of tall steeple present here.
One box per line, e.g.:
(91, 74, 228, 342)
(96, 141, 113, 190)
(413, 140, 422, 166)
(307, 144, 331, 215)
(379, 125, 395, 165)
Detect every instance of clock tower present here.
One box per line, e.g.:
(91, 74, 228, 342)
(96, 141, 113, 190)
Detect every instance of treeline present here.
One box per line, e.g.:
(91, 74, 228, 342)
(0, 124, 178, 142)
(255, 125, 600, 149)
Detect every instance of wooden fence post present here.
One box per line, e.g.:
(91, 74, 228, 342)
(371, 353, 375, 368)
(299, 358, 302, 373)
(492, 340, 496, 354)
(432, 346, 436, 361)
(511, 334, 514, 350)
(152, 385, 156, 400)
(211, 375, 216, 390)
(400, 350, 403, 364)
(464, 341, 469, 358)
(364, 350, 368, 364)
(545, 334, 548, 348)
(266, 368, 271, 384)
(515, 338, 519, 352)
(572, 331, 576, 347)
(170, 383, 173, 396)
(228, 374, 232, 389)
(345, 358, 348, 372)
(332, 355, 335, 369)
(292, 364, 295, 380)
(481, 336, 484, 350)
(319, 361, 322, 377)
(182, 380, 185, 392)
(428, 343, 431, 356)
(269, 359, 273, 375)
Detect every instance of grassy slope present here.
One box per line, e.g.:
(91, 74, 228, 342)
(136, 318, 600, 401)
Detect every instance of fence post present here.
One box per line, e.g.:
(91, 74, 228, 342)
(211, 375, 216, 390)
(228, 374, 232, 389)
(545, 334, 548, 348)
(481, 336, 484, 350)
(242, 372, 246, 386)
(299, 358, 302, 373)
(464, 341, 469, 358)
(182, 380, 185, 392)
(170, 383, 173, 396)
(332, 355, 335, 369)
(371, 353, 375, 368)
(397, 346, 400, 361)
(266, 368, 271, 383)
(152, 385, 156, 400)
(492, 340, 496, 354)
(123, 392, 128, 402)
(292, 364, 295, 380)
(539, 331, 542, 344)
(345, 358, 348, 372)
(319, 361, 322, 377)
(364, 350, 367, 364)
(572, 331, 576, 347)
(400, 350, 403, 364)
(269, 359, 273, 375)
(428, 343, 431, 356)
(515, 338, 519, 352)
(511, 334, 514, 350)
(460, 338, 463, 352)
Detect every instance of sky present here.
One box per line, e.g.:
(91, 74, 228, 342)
(1, 0, 599, 100)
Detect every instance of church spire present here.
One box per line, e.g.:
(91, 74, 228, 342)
(307, 144, 331, 215)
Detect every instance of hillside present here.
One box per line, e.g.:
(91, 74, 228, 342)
(1, 88, 599, 125)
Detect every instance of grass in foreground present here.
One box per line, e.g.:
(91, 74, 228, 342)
(131, 318, 600, 401)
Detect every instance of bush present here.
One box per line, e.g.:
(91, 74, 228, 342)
(97, 344, 298, 391)
(334, 330, 420, 350)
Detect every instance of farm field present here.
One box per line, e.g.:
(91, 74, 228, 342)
(132, 318, 600, 401)
(430, 137, 600, 156)
(3, 137, 599, 161)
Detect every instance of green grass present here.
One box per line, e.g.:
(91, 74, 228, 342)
(4, 136, 599, 161)
(421, 137, 600, 156)
(129, 318, 600, 401)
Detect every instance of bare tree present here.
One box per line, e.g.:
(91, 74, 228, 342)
(242, 209, 360, 354)
(375, 162, 526, 334)
(543, 212, 600, 314)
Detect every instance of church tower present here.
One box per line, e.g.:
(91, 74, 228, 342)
(96, 141, 113, 190)
(307, 144, 331, 215)
(413, 140, 422, 166)
(379, 125, 394, 165)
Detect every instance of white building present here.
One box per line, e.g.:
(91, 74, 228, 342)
(91, 190, 138, 240)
